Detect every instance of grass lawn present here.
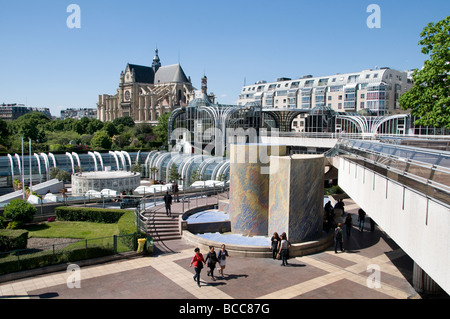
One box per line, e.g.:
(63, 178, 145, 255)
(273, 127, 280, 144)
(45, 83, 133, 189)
(25, 210, 137, 240)
(26, 221, 121, 239)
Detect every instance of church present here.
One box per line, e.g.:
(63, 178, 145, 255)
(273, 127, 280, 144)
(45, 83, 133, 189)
(97, 49, 197, 124)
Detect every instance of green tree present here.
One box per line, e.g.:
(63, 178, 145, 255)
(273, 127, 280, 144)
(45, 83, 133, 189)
(102, 122, 118, 137)
(190, 167, 202, 183)
(91, 130, 112, 149)
(3, 199, 37, 225)
(168, 163, 181, 182)
(49, 167, 71, 182)
(400, 16, 450, 128)
(113, 116, 135, 128)
(153, 112, 171, 144)
(86, 119, 104, 134)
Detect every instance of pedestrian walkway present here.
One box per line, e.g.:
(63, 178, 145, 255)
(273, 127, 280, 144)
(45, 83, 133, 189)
(0, 198, 422, 300)
(0, 200, 420, 299)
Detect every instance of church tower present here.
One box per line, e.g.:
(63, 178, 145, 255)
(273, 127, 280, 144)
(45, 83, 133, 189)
(152, 48, 161, 73)
(201, 74, 207, 94)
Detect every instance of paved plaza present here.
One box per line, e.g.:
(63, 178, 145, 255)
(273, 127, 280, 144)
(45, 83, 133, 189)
(0, 199, 424, 302)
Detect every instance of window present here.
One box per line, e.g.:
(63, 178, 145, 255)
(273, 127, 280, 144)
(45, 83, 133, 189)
(338, 95, 342, 100)
(328, 96, 332, 101)
(305, 80, 314, 88)
(360, 93, 365, 99)
(360, 102, 365, 108)
(329, 86, 343, 92)
(374, 74, 378, 78)
(338, 103, 342, 109)
(365, 74, 370, 79)
(291, 82, 300, 88)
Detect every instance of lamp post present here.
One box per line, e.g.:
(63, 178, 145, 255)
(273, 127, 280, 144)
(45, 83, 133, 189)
(29, 138, 32, 193)
(21, 137, 25, 200)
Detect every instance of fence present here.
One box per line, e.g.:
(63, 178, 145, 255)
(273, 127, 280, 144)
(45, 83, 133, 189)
(0, 232, 138, 276)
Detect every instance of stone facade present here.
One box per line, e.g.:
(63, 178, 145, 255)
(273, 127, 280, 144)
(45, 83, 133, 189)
(97, 49, 195, 124)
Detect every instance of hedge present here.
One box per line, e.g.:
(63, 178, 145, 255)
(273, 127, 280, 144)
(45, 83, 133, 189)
(0, 245, 114, 275)
(55, 206, 125, 223)
(0, 229, 28, 252)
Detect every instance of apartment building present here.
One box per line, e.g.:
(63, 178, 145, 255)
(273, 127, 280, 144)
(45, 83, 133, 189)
(237, 68, 413, 132)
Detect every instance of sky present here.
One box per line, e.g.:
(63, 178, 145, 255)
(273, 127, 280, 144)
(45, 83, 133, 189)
(0, 0, 449, 117)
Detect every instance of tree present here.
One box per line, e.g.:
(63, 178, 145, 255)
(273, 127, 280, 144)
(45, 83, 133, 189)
(153, 112, 171, 144)
(168, 163, 181, 182)
(190, 167, 202, 183)
(102, 122, 118, 137)
(91, 130, 112, 149)
(3, 199, 37, 226)
(400, 16, 450, 128)
(49, 167, 71, 182)
(113, 116, 135, 128)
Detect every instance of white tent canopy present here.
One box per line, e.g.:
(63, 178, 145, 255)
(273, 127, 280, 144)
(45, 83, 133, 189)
(100, 189, 118, 197)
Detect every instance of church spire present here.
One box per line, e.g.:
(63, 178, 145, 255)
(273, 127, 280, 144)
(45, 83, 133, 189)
(152, 48, 161, 72)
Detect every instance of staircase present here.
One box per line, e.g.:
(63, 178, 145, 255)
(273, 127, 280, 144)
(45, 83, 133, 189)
(140, 191, 229, 242)
(143, 210, 182, 242)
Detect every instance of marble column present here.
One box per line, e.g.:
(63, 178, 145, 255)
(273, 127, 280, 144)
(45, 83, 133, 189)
(228, 144, 287, 236)
(268, 154, 324, 243)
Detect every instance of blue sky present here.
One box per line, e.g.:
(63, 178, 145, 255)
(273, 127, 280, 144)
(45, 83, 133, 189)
(0, 0, 448, 117)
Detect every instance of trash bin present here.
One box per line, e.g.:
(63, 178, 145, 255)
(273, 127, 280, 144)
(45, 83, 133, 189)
(137, 238, 146, 254)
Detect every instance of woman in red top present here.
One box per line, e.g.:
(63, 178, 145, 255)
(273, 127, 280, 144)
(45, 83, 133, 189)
(190, 247, 206, 287)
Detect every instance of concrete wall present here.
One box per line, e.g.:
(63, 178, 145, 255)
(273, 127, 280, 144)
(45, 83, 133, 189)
(338, 157, 450, 295)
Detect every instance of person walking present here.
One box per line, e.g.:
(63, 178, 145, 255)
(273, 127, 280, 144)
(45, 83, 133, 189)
(278, 232, 291, 266)
(344, 214, 353, 237)
(358, 208, 366, 232)
(205, 246, 219, 281)
(163, 191, 173, 217)
(172, 182, 180, 202)
(190, 247, 205, 287)
(217, 244, 230, 278)
(270, 232, 281, 260)
(334, 223, 344, 253)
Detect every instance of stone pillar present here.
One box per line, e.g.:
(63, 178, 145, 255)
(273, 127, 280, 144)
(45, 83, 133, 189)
(228, 144, 286, 236)
(139, 95, 145, 122)
(151, 95, 157, 121)
(413, 261, 443, 295)
(268, 154, 324, 243)
(105, 98, 110, 122)
(144, 94, 150, 122)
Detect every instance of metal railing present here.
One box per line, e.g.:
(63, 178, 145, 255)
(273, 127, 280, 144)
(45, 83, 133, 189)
(332, 139, 450, 207)
(135, 183, 230, 234)
(0, 233, 138, 276)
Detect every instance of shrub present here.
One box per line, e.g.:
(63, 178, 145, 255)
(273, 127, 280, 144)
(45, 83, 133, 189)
(0, 229, 28, 252)
(0, 245, 115, 275)
(6, 221, 24, 229)
(3, 199, 37, 224)
(55, 206, 125, 223)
